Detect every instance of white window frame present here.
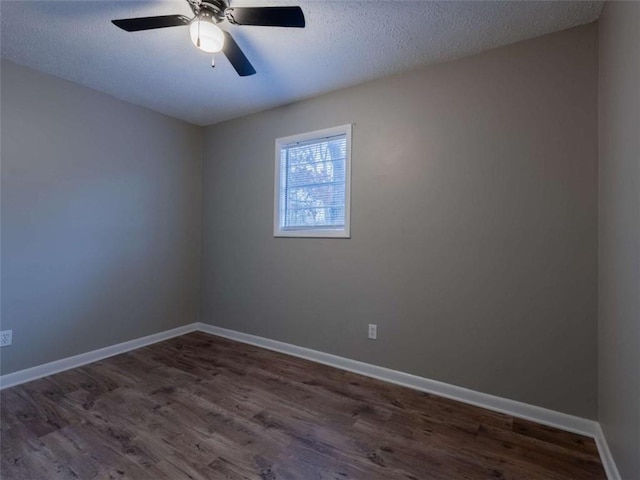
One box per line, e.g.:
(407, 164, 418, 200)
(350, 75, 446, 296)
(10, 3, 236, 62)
(274, 124, 352, 238)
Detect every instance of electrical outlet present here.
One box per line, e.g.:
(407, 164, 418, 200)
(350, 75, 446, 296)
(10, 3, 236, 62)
(0, 330, 12, 347)
(368, 324, 377, 340)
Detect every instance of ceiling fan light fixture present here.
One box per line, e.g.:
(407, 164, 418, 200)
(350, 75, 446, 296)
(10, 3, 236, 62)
(189, 18, 225, 53)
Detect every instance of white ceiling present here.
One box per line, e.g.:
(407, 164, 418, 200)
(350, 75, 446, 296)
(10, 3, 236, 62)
(1, 0, 603, 126)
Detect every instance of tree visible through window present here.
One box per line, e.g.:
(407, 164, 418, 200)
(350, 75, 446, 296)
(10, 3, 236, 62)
(275, 125, 351, 238)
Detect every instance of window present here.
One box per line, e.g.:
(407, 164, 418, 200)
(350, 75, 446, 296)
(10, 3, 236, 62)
(274, 124, 352, 238)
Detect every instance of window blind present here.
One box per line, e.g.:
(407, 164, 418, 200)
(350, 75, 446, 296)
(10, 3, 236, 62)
(279, 133, 347, 230)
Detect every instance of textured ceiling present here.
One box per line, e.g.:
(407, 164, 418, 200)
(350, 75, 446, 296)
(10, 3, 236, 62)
(1, 0, 603, 126)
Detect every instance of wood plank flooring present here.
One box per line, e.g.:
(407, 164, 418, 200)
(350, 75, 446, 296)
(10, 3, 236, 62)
(1, 332, 606, 479)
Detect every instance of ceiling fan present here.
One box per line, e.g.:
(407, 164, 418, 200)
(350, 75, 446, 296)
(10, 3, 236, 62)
(111, 0, 305, 77)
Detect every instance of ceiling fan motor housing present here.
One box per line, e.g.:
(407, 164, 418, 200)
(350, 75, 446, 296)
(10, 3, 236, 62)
(193, 0, 228, 23)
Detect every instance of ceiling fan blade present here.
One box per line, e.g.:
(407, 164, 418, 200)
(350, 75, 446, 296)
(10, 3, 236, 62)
(225, 7, 305, 28)
(112, 15, 191, 32)
(223, 32, 256, 77)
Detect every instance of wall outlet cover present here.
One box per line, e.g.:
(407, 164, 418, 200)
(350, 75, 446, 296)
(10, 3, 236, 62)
(368, 324, 377, 340)
(0, 330, 13, 347)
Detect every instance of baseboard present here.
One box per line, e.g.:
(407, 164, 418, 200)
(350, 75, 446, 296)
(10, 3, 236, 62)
(0, 323, 199, 390)
(594, 424, 623, 480)
(0, 321, 620, 480)
(196, 323, 599, 437)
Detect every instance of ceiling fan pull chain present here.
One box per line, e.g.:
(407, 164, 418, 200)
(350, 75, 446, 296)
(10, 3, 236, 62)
(197, 14, 201, 47)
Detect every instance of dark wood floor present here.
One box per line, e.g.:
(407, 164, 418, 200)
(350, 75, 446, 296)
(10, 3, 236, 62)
(1, 332, 606, 480)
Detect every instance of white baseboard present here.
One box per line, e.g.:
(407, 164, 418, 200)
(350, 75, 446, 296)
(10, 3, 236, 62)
(198, 323, 622, 480)
(0, 321, 620, 480)
(0, 323, 198, 390)
(594, 424, 623, 480)
(196, 323, 597, 436)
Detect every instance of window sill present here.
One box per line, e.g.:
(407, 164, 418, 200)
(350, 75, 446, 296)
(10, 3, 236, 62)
(274, 228, 350, 238)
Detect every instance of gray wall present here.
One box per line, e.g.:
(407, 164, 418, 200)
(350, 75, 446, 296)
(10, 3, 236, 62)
(598, 2, 640, 478)
(1, 60, 202, 375)
(202, 24, 599, 418)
